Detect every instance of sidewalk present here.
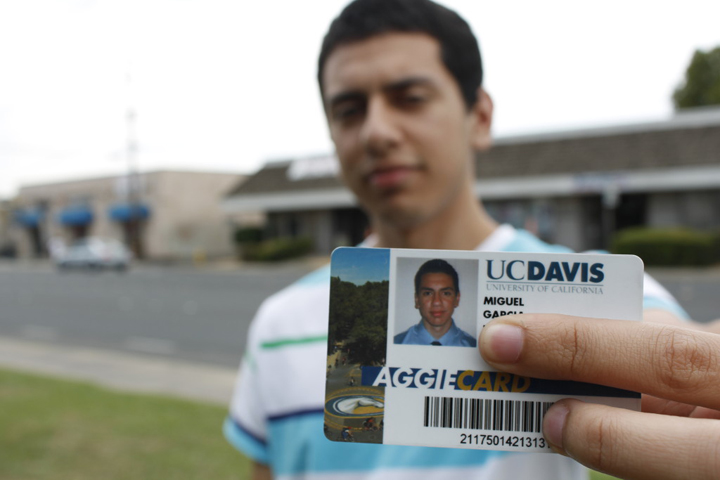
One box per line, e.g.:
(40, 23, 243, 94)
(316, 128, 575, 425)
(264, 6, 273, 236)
(0, 335, 238, 406)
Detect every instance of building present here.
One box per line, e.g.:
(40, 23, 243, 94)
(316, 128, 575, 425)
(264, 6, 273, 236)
(223, 107, 720, 253)
(0, 200, 15, 257)
(11, 170, 246, 261)
(223, 155, 367, 254)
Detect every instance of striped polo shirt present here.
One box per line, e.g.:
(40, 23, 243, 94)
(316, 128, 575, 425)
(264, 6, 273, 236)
(224, 225, 686, 480)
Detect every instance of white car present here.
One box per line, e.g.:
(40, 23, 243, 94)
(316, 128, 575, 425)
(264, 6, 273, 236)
(56, 237, 132, 271)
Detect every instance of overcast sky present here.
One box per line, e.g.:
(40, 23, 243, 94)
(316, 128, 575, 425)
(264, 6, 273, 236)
(2, 0, 720, 199)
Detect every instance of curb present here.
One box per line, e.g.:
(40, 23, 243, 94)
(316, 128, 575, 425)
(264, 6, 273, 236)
(0, 335, 238, 406)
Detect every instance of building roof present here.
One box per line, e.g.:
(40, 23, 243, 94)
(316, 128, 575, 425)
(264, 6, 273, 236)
(225, 106, 720, 208)
(18, 169, 247, 195)
(479, 124, 720, 179)
(226, 159, 342, 196)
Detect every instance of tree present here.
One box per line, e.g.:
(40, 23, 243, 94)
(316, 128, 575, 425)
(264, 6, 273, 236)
(673, 47, 720, 109)
(328, 277, 389, 364)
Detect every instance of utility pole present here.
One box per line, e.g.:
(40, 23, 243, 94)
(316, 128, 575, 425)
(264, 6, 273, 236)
(125, 69, 143, 259)
(601, 183, 620, 250)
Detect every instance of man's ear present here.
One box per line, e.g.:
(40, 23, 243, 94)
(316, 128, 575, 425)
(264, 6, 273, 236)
(469, 87, 493, 152)
(455, 291, 461, 307)
(414, 294, 420, 309)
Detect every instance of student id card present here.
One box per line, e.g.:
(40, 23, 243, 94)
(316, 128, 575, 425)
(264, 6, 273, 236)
(324, 247, 643, 451)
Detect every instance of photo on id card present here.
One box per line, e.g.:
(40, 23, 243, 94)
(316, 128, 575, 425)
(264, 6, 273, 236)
(325, 247, 643, 451)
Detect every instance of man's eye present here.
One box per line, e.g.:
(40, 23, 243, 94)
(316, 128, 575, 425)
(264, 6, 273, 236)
(395, 91, 427, 107)
(403, 94, 425, 104)
(332, 103, 364, 121)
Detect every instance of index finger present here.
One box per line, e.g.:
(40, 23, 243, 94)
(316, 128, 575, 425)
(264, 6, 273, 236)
(478, 314, 720, 410)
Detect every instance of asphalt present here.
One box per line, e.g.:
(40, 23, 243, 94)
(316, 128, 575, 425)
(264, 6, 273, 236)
(1, 258, 717, 408)
(0, 255, 331, 407)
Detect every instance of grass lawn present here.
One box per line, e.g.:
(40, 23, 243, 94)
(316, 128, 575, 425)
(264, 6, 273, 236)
(591, 473, 619, 480)
(0, 368, 250, 480)
(0, 367, 619, 480)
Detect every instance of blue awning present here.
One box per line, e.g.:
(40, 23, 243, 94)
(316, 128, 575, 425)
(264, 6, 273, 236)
(58, 206, 94, 226)
(14, 208, 44, 227)
(108, 203, 151, 222)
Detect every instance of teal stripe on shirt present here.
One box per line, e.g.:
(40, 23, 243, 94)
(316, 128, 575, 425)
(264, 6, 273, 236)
(261, 335, 328, 349)
(643, 296, 690, 320)
(224, 416, 270, 464)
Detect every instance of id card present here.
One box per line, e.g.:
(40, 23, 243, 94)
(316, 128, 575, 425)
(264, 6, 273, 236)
(324, 248, 643, 451)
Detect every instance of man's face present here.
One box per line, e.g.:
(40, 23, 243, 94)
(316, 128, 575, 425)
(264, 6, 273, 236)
(414, 272, 460, 330)
(321, 32, 490, 228)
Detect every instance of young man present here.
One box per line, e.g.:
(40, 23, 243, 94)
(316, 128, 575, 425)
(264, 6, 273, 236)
(224, 1, 687, 479)
(394, 259, 476, 347)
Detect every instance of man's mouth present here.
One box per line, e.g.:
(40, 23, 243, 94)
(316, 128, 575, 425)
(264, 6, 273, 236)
(367, 166, 417, 189)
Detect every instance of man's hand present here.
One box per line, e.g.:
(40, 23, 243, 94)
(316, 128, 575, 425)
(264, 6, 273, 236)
(479, 314, 720, 480)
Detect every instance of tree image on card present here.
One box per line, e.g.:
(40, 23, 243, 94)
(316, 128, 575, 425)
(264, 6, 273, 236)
(329, 276, 389, 366)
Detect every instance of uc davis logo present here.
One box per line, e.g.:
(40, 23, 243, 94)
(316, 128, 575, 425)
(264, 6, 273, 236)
(486, 260, 604, 283)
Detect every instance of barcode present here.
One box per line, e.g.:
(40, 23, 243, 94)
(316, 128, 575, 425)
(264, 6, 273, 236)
(423, 396, 553, 433)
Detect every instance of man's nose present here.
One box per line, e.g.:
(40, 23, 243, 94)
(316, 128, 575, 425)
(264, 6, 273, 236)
(360, 97, 401, 157)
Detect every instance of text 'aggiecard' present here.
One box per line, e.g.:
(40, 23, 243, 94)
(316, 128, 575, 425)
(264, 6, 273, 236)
(324, 248, 643, 451)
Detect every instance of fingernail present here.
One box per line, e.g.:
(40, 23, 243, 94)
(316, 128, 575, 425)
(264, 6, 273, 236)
(480, 322, 524, 364)
(543, 402, 569, 454)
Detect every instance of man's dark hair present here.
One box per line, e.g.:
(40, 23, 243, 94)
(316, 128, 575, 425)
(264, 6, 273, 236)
(414, 259, 459, 294)
(318, 0, 483, 110)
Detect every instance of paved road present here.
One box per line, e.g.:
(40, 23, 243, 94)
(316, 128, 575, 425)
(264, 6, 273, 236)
(0, 260, 717, 405)
(0, 260, 318, 368)
(646, 268, 720, 322)
(0, 261, 717, 372)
